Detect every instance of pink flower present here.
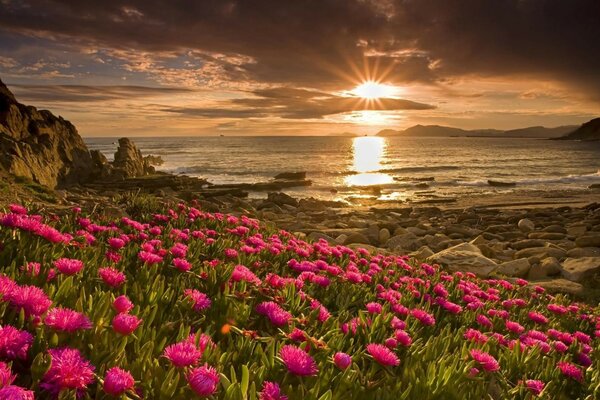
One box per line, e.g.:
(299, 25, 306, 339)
(184, 289, 212, 312)
(170, 243, 188, 258)
(475, 314, 493, 328)
(528, 311, 548, 325)
(41, 347, 95, 397)
(0, 385, 34, 399)
(173, 258, 192, 272)
(411, 309, 435, 326)
(256, 301, 292, 327)
(0, 361, 15, 388)
(394, 330, 412, 347)
(505, 320, 524, 334)
(524, 379, 545, 396)
(0, 325, 33, 360)
(557, 361, 583, 382)
(187, 364, 219, 397)
(45, 307, 92, 333)
(333, 352, 352, 370)
(8, 204, 27, 215)
(5, 284, 52, 316)
(53, 258, 84, 275)
(138, 250, 163, 265)
(279, 345, 318, 376)
(108, 237, 126, 250)
(99, 267, 126, 288)
(163, 340, 202, 367)
(259, 381, 288, 400)
(104, 367, 135, 396)
(469, 349, 500, 372)
(113, 295, 134, 313)
(366, 302, 383, 314)
(112, 314, 142, 335)
(224, 248, 238, 258)
(366, 343, 400, 367)
(464, 329, 488, 344)
(231, 264, 261, 285)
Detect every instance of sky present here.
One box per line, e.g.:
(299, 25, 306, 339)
(1, 0, 599, 136)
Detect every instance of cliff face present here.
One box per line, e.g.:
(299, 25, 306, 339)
(0, 79, 105, 188)
(560, 118, 600, 141)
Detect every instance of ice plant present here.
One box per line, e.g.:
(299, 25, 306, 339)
(333, 352, 352, 370)
(256, 301, 292, 327)
(99, 267, 126, 288)
(0, 325, 33, 360)
(104, 367, 135, 396)
(366, 344, 400, 367)
(163, 340, 202, 367)
(187, 364, 219, 397)
(469, 350, 500, 372)
(41, 347, 95, 397)
(524, 379, 545, 396)
(113, 295, 134, 313)
(53, 258, 84, 275)
(279, 345, 318, 376)
(184, 289, 212, 312)
(557, 361, 583, 382)
(112, 313, 142, 335)
(0, 361, 15, 388)
(45, 307, 93, 333)
(259, 381, 288, 400)
(5, 284, 52, 316)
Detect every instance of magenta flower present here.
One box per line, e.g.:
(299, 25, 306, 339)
(5, 284, 52, 316)
(259, 381, 288, 400)
(224, 248, 238, 258)
(99, 267, 126, 288)
(113, 295, 134, 313)
(104, 367, 135, 396)
(41, 347, 95, 397)
(163, 340, 202, 367)
(557, 361, 583, 382)
(53, 258, 84, 275)
(112, 313, 142, 335)
(256, 301, 292, 327)
(231, 264, 262, 285)
(469, 349, 500, 372)
(394, 330, 412, 347)
(366, 302, 383, 314)
(411, 309, 435, 326)
(0, 385, 34, 399)
(170, 243, 188, 258)
(0, 361, 15, 388)
(505, 320, 524, 334)
(184, 289, 212, 312)
(0, 325, 33, 360)
(45, 307, 93, 333)
(8, 204, 27, 215)
(524, 379, 545, 396)
(173, 258, 192, 272)
(366, 344, 400, 367)
(108, 237, 126, 250)
(138, 250, 163, 265)
(187, 364, 219, 397)
(279, 345, 318, 376)
(333, 352, 352, 370)
(528, 311, 548, 325)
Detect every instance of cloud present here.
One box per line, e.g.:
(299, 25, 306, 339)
(9, 84, 194, 102)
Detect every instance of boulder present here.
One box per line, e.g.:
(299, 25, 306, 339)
(307, 232, 336, 243)
(527, 257, 561, 280)
(575, 234, 600, 248)
(529, 279, 584, 296)
(496, 258, 530, 277)
(112, 138, 154, 178)
(267, 192, 298, 207)
(344, 232, 371, 245)
(410, 245, 435, 260)
(559, 257, 600, 282)
(514, 246, 566, 260)
(386, 232, 419, 251)
(378, 228, 391, 244)
(274, 171, 306, 180)
(427, 242, 498, 277)
(566, 247, 600, 258)
(517, 218, 535, 233)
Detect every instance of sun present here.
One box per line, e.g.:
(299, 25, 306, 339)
(352, 81, 395, 99)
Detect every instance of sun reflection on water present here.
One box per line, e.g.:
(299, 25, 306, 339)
(346, 136, 393, 186)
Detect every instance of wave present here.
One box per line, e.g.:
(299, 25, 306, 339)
(457, 170, 600, 187)
(380, 165, 461, 173)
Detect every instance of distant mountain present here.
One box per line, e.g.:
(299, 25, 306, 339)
(558, 118, 600, 141)
(377, 124, 578, 138)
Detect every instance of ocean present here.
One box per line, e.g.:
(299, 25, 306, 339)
(85, 136, 600, 203)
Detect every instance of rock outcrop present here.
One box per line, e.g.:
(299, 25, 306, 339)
(0, 79, 160, 187)
(0, 79, 101, 188)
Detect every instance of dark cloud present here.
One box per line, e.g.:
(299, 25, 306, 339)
(0, 0, 599, 100)
(162, 87, 434, 119)
(9, 84, 193, 102)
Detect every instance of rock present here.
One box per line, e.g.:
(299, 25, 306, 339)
(298, 198, 328, 211)
(528, 257, 561, 280)
(496, 258, 530, 277)
(0, 79, 102, 188)
(542, 224, 567, 234)
(527, 232, 565, 240)
(335, 234, 348, 244)
(427, 243, 498, 277)
(267, 192, 298, 207)
(410, 245, 434, 260)
(529, 279, 584, 296)
(590, 183, 600, 189)
(386, 232, 419, 251)
(111, 138, 154, 178)
(274, 171, 306, 180)
(514, 246, 566, 260)
(559, 257, 600, 282)
(346, 243, 380, 254)
(566, 247, 600, 258)
(517, 218, 535, 233)
(344, 232, 371, 245)
(511, 239, 546, 250)
(378, 228, 391, 244)
(470, 235, 488, 246)
(307, 232, 335, 243)
(575, 234, 600, 248)
(567, 225, 587, 237)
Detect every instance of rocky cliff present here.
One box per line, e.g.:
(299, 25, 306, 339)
(559, 118, 600, 141)
(0, 79, 156, 188)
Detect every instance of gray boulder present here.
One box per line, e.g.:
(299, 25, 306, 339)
(427, 242, 498, 277)
(559, 257, 600, 282)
